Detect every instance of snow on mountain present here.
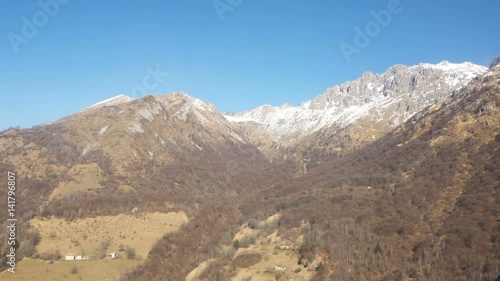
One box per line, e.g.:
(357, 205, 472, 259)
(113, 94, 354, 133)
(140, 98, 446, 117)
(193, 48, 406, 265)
(410, 61, 488, 87)
(82, 94, 135, 112)
(225, 61, 488, 142)
(93, 92, 246, 143)
(76, 61, 487, 146)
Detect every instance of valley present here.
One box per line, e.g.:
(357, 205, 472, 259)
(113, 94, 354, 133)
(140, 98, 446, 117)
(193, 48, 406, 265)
(0, 59, 498, 281)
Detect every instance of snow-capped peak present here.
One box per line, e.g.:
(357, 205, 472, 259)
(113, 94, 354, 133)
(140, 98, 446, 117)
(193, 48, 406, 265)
(153, 92, 219, 114)
(414, 60, 487, 75)
(89, 94, 135, 108)
(225, 61, 488, 142)
(80, 95, 135, 113)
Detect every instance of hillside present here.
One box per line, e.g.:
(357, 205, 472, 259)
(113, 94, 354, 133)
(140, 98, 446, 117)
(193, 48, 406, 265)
(0, 59, 498, 281)
(0, 92, 294, 280)
(118, 61, 498, 280)
(238, 60, 500, 280)
(225, 61, 487, 164)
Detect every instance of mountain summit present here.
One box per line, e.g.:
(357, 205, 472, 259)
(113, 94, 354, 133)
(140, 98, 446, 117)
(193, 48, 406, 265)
(84, 94, 135, 111)
(78, 61, 487, 163)
(225, 61, 487, 143)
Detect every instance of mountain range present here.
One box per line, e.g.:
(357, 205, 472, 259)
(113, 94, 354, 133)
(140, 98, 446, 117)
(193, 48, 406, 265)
(73, 60, 489, 168)
(0, 59, 498, 281)
(82, 61, 486, 145)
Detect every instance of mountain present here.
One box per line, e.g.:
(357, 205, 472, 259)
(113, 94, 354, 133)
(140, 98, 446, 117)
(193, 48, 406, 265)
(249, 60, 499, 281)
(0, 91, 295, 223)
(226, 61, 487, 164)
(117, 59, 499, 281)
(0, 90, 294, 279)
(64, 92, 246, 163)
(0, 59, 497, 281)
(80, 94, 135, 113)
(226, 61, 486, 141)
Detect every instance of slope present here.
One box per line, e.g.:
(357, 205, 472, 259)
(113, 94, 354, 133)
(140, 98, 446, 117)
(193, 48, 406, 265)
(0, 92, 294, 279)
(226, 61, 487, 166)
(239, 59, 499, 280)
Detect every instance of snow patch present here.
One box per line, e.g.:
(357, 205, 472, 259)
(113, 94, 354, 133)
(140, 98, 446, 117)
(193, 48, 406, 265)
(99, 125, 109, 136)
(128, 122, 144, 133)
(82, 95, 134, 112)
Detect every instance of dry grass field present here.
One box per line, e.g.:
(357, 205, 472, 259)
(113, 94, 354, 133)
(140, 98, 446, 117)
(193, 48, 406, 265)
(32, 211, 188, 259)
(0, 212, 188, 281)
(0, 258, 141, 281)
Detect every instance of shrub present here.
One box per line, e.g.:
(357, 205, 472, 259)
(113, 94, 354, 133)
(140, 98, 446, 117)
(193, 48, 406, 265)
(408, 268, 419, 278)
(18, 241, 36, 258)
(232, 253, 261, 268)
(315, 261, 324, 271)
(248, 219, 259, 229)
(71, 265, 78, 275)
(94, 240, 111, 259)
(39, 249, 62, 261)
(125, 246, 136, 260)
(374, 242, 382, 254)
(26, 229, 41, 246)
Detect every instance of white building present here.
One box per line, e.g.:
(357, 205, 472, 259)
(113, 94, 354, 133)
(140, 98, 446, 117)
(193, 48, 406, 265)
(65, 254, 87, 261)
(274, 265, 287, 271)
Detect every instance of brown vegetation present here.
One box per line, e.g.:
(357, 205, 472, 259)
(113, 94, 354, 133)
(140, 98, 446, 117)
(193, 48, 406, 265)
(1, 70, 498, 280)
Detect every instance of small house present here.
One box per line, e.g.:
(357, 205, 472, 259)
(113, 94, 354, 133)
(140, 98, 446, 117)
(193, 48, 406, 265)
(65, 254, 75, 261)
(108, 252, 118, 259)
(274, 265, 287, 271)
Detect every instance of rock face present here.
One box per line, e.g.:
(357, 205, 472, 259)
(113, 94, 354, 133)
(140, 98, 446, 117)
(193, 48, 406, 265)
(225, 61, 487, 145)
(490, 56, 500, 69)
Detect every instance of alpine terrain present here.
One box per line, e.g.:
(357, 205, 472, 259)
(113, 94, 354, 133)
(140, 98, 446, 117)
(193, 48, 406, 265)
(0, 59, 498, 281)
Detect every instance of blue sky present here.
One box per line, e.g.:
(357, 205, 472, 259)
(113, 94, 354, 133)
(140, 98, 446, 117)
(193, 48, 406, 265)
(0, 0, 498, 129)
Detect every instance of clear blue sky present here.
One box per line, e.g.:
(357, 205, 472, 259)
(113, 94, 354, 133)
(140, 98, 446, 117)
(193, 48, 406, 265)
(0, 0, 498, 129)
